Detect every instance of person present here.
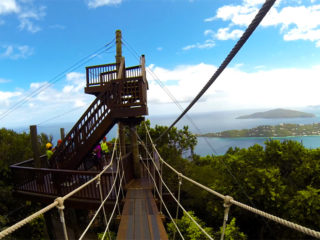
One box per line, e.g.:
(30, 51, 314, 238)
(46, 142, 53, 160)
(101, 136, 109, 154)
(93, 144, 102, 170)
(101, 137, 110, 166)
(53, 139, 62, 152)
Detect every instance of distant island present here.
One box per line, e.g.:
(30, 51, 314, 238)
(197, 123, 320, 138)
(236, 108, 315, 119)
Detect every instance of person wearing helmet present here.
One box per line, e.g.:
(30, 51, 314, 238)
(101, 137, 109, 155)
(101, 137, 109, 166)
(53, 139, 62, 152)
(46, 143, 53, 160)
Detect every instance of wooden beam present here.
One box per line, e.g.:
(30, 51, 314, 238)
(30, 125, 41, 168)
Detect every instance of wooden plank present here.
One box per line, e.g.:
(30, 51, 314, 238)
(117, 179, 168, 240)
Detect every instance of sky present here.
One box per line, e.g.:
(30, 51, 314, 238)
(1, 0, 320, 128)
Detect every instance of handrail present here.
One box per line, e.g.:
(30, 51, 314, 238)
(50, 89, 113, 169)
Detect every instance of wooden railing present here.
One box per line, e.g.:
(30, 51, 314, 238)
(11, 165, 116, 201)
(86, 63, 119, 87)
(125, 65, 142, 78)
(50, 89, 115, 169)
(10, 153, 135, 203)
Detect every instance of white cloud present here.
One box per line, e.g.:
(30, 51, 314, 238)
(208, 1, 320, 47)
(0, 45, 34, 59)
(215, 27, 244, 40)
(0, 0, 45, 33)
(18, 5, 46, 33)
(0, 78, 10, 83)
(0, 0, 19, 15)
(87, 0, 122, 8)
(0, 71, 96, 127)
(182, 39, 215, 51)
(147, 63, 320, 115)
(0, 90, 21, 106)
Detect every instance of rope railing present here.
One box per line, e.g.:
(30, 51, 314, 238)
(100, 171, 125, 240)
(79, 141, 121, 240)
(0, 138, 122, 240)
(143, 123, 320, 239)
(139, 156, 185, 240)
(138, 133, 214, 240)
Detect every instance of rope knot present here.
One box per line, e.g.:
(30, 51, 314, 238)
(55, 197, 65, 210)
(223, 195, 233, 208)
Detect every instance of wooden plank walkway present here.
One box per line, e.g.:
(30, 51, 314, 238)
(117, 179, 168, 240)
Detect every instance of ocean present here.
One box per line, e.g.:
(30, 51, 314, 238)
(13, 109, 320, 156)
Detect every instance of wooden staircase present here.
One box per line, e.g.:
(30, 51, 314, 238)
(50, 56, 148, 170)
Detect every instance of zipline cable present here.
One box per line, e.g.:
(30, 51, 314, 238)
(0, 40, 115, 121)
(122, 39, 219, 155)
(156, 0, 277, 141)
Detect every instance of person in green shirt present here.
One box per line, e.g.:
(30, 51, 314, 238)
(101, 137, 109, 165)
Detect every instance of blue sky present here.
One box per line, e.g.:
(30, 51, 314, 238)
(1, 0, 320, 128)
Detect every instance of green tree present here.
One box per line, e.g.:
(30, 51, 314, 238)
(167, 211, 213, 240)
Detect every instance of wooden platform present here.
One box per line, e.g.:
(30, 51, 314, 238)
(117, 179, 168, 240)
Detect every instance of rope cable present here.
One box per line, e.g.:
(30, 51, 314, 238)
(79, 141, 121, 240)
(157, 0, 277, 141)
(0, 41, 115, 121)
(100, 171, 124, 240)
(173, 175, 183, 240)
(139, 157, 185, 240)
(144, 126, 320, 239)
(139, 143, 214, 240)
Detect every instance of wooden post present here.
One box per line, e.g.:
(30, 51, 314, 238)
(116, 30, 127, 159)
(60, 128, 65, 140)
(30, 125, 41, 168)
(119, 122, 126, 157)
(115, 29, 122, 65)
(130, 125, 140, 178)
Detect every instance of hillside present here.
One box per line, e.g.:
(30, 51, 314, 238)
(197, 123, 320, 138)
(236, 108, 315, 119)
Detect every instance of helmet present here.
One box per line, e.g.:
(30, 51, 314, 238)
(46, 143, 52, 149)
(103, 137, 106, 141)
(57, 139, 62, 144)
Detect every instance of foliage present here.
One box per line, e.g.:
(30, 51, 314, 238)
(137, 121, 320, 240)
(167, 211, 213, 240)
(0, 128, 50, 239)
(216, 218, 247, 240)
(97, 231, 116, 240)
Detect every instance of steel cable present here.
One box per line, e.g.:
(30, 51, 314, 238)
(157, 0, 277, 141)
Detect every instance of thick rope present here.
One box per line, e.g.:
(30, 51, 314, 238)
(138, 140, 214, 240)
(144, 124, 320, 239)
(230, 199, 320, 239)
(79, 144, 121, 240)
(173, 175, 182, 240)
(0, 138, 119, 239)
(140, 157, 185, 240)
(100, 171, 124, 240)
(55, 197, 69, 240)
(156, 0, 277, 142)
(0, 202, 58, 239)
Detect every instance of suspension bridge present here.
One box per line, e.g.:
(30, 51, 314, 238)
(1, 0, 320, 239)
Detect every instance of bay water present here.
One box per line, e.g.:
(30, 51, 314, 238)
(14, 109, 320, 156)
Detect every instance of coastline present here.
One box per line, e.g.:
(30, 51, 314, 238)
(197, 135, 320, 139)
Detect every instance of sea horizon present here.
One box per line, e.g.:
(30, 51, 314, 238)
(9, 108, 320, 156)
